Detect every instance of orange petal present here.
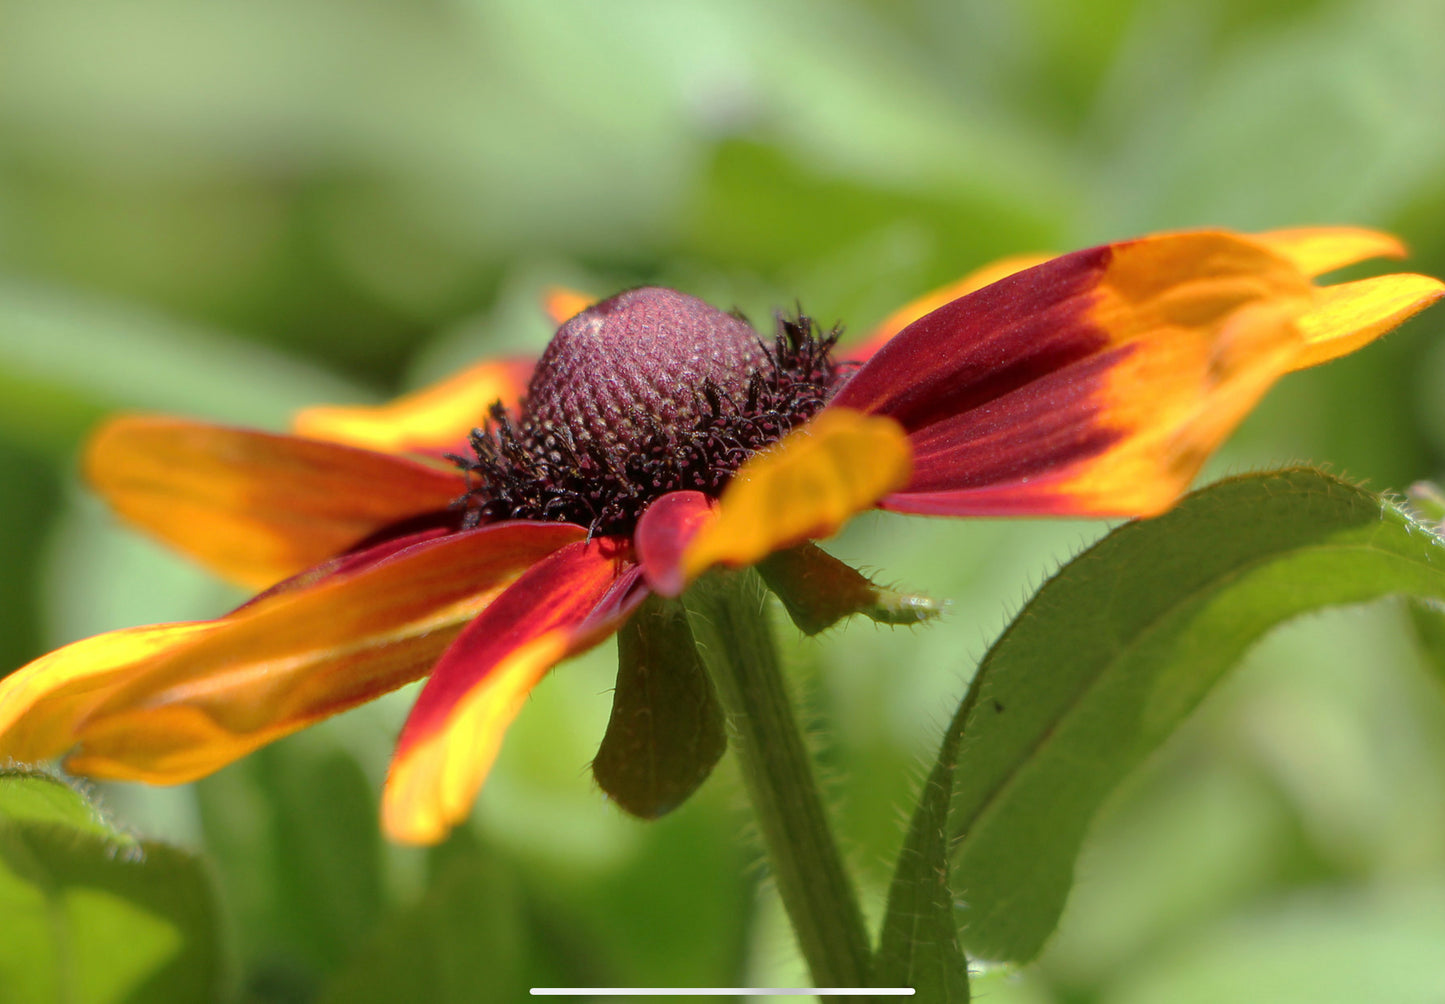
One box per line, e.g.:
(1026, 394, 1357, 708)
(1252, 226, 1406, 278)
(543, 287, 596, 326)
(383, 539, 642, 844)
(679, 408, 912, 584)
(292, 356, 534, 457)
(86, 416, 467, 590)
(0, 522, 585, 784)
(847, 253, 1054, 362)
(1291, 272, 1445, 369)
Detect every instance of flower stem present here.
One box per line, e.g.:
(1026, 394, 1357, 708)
(681, 568, 873, 988)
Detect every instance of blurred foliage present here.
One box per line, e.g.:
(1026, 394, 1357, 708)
(3, 0, 1445, 999)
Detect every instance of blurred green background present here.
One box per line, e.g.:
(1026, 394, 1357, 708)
(3, 0, 1445, 1000)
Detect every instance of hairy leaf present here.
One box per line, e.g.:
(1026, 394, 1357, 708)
(875, 695, 971, 999)
(939, 469, 1445, 961)
(0, 770, 224, 1003)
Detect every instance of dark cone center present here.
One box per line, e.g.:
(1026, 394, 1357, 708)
(525, 287, 771, 455)
(457, 286, 842, 537)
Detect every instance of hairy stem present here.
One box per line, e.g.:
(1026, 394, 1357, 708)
(682, 568, 873, 989)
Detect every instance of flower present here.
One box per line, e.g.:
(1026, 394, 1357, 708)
(1, 227, 1440, 844)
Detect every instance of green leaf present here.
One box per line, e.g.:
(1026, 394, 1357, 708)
(759, 543, 946, 636)
(0, 770, 226, 1003)
(319, 844, 531, 1004)
(194, 741, 384, 987)
(874, 697, 971, 999)
(592, 595, 727, 819)
(942, 469, 1445, 962)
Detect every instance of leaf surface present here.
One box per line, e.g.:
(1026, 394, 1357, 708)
(940, 469, 1445, 961)
(0, 770, 224, 1003)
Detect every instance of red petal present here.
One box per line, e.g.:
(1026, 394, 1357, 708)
(845, 253, 1054, 363)
(634, 491, 716, 597)
(382, 537, 644, 844)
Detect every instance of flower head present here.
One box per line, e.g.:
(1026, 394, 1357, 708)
(1, 227, 1440, 843)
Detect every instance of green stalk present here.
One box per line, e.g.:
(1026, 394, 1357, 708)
(681, 568, 873, 988)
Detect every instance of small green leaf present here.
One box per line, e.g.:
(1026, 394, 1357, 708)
(759, 542, 946, 635)
(942, 469, 1445, 962)
(0, 770, 225, 1003)
(874, 697, 971, 999)
(593, 595, 727, 818)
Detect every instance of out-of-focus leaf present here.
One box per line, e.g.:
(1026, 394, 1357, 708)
(0, 277, 361, 445)
(1408, 598, 1445, 689)
(0, 769, 225, 1003)
(1108, 880, 1445, 1004)
(263, 746, 385, 971)
(874, 694, 970, 999)
(195, 741, 383, 989)
(318, 844, 530, 1004)
(944, 469, 1445, 962)
(0, 439, 57, 669)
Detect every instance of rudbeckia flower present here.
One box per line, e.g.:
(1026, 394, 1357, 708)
(1, 227, 1440, 844)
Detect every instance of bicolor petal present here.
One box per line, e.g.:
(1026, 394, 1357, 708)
(835, 231, 1331, 516)
(86, 415, 467, 590)
(292, 357, 534, 458)
(0, 522, 585, 782)
(382, 538, 646, 844)
(679, 408, 912, 584)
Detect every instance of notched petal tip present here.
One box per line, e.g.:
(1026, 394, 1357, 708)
(1254, 226, 1408, 277)
(862, 227, 1442, 520)
(0, 623, 219, 767)
(680, 408, 911, 583)
(1, 522, 584, 788)
(1292, 272, 1445, 369)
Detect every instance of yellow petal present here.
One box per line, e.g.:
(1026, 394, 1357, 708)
(292, 357, 533, 456)
(1253, 226, 1406, 278)
(382, 630, 569, 844)
(87, 416, 466, 590)
(681, 408, 911, 582)
(1291, 272, 1445, 369)
(0, 623, 220, 764)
